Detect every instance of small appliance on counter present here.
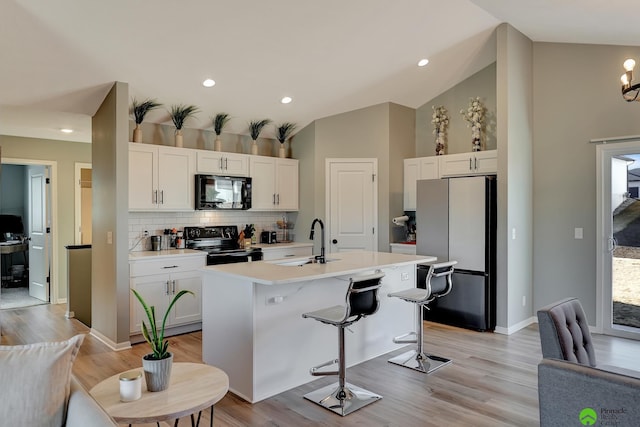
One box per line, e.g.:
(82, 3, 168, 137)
(260, 231, 278, 244)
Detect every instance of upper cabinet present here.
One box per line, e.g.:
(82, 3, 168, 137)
(439, 150, 497, 177)
(403, 157, 439, 211)
(129, 143, 195, 211)
(249, 157, 299, 211)
(403, 150, 497, 210)
(195, 150, 249, 177)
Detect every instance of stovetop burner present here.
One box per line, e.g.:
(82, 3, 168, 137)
(184, 226, 262, 265)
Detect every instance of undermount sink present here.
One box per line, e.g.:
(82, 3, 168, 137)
(269, 257, 340, 267)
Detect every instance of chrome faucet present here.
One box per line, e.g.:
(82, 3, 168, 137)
(309, 218, 326, 264)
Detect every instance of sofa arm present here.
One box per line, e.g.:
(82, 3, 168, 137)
(65, 376, 117, 427)
(538, 358, 640, 427)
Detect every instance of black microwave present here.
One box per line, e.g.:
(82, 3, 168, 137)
(195, 174, 252, 210)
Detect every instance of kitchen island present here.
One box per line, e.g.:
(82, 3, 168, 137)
(201, 251, 436, 403)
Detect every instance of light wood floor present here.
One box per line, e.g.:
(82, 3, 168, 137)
(1, 304, 638, 426)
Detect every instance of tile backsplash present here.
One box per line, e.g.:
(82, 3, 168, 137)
(129, 211, 294, 251)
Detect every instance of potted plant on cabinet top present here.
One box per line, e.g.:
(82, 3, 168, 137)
(131, 288, 194, 391)
(169, 104, 199, 148)
(131, 98, 162, 143)
(212, 113, 231, 151)
(248, 119, 271, 155)
(275, 122, 296, 158)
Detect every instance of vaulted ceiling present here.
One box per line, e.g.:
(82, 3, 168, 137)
(1, 0, 638, 143)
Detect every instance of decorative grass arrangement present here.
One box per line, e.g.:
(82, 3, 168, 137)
(170, 104, 200, 130)
(248, 119, 272, 140)
(213, 113, 231, 135)
(275, 122, 296, 144)
(131, 98, 162, 124)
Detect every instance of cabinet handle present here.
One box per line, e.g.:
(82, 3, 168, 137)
(474, 157, 478, 170)
(219, 158, 223, 170)
(284, 254, 295, 257)
(160, 190, 164, 204)
(172, 280, 176, 294)
(273, 194, 276, 204)
(225, 158, 228, 170)
(469, 158, 472, 170)
(277, 194, 280, 205)
(153, 190, 158, 204)
(162, 265, 179, 269)
(166, 280, 170, 296)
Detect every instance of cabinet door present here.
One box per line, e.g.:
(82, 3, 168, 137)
(196, 150, 224, 174)
(157, 146, 195, 210)
(439, 153, 475, 177)
(130, 274, 170, 334)
(249, 156, 276, 210)
(474, 150, 497, 175)
(403, 159, 419, 211)
(129, 144, 158, 210)
(222, 153, 249, 176)
(170, 271, 202, 326)
(419, 157, 439, 179)
(275, 159, 298, 211)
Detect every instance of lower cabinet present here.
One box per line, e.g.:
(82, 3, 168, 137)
(129, 255, 205, 336)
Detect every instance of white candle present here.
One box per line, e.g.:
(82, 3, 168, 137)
(119, 371, 142, 402)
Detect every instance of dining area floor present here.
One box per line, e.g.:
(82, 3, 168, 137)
(1, 303, 639, 426)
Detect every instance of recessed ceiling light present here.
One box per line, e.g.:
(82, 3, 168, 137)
(60, 128, 74, 133)
(417, 59, 429, 67)
(202, 79, 216, 87)
(281, 96, 292, 104)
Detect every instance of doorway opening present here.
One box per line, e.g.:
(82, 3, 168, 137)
(597, 141, 640, 340)
(0, 158, 56, 310)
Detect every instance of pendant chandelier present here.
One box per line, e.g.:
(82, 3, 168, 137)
(621, 59, 640, 102)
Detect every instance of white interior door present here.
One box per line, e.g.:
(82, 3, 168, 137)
(597, 140, 640, 340)
(326, 159, 377, 253)
(28, 165, 50, 302)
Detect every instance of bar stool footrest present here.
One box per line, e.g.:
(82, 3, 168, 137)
(392, 331, 417, 344)
(303, 381, 382, 417)
(388, 349, 451, 374)
(310, 358, 340, 376)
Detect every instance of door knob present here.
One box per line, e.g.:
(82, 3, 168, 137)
(332, 239, 338, 244)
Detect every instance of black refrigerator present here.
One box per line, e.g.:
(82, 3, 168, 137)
(416, 175, 496, 331)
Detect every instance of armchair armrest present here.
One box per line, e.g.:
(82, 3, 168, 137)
(66, 376, 117, 427)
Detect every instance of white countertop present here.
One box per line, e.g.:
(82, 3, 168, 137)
(252, 242, 313, 250)
(202, 250, 436, 285)
(129, 249, 206, 261)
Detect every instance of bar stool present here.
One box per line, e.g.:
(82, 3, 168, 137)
(301, 271, 385, 416)
(388, 260, 457, 373)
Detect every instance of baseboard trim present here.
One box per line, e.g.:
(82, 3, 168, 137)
(494, 316, 537, 335)
(90, 328, 132, 351)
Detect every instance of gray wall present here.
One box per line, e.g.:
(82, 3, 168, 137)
(0, 164, 26, 220)
(92, 82, 131, 345)
(497, 24, 534, 328)
(389, 103, 416, 242)
(0, 135, 91, 300)
(532, 42, 640, 321)
(416, 63, 497, 157)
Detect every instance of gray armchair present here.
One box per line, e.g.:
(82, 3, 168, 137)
(536, 298, 640, 426)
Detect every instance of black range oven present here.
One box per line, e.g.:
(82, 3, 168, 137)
(184, 226, 262, 265)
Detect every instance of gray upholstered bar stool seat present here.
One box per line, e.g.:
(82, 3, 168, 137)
(388, 260, 457, 373)
(301, 271, 385, 417)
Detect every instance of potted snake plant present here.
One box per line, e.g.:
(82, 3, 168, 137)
(131, 288, 194, 391)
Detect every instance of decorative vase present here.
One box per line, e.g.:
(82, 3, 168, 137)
(435, 132, 445, 156)
(132, 124, 142, 143)
(251, 140, 258, 155)
(278, 144, 286, 158)
(472, 128, 481, 152)
(175, 130, 183, 148)
(214, 136, 222, 151)
(142, 353, 173, 392)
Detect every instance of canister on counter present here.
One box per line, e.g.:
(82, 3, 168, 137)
(119, 371, 142, 402)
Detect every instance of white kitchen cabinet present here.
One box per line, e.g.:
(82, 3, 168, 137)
(196, 150, 249, 176)
(260, 244, 313, 261)
(129, 143, 195, 211)
(129, 254, 205, 335)
(403, 157, 439, 211)
(249, 156, 299, 211)
(390, 243, 417, 255)
(439, 150, 497, 177)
